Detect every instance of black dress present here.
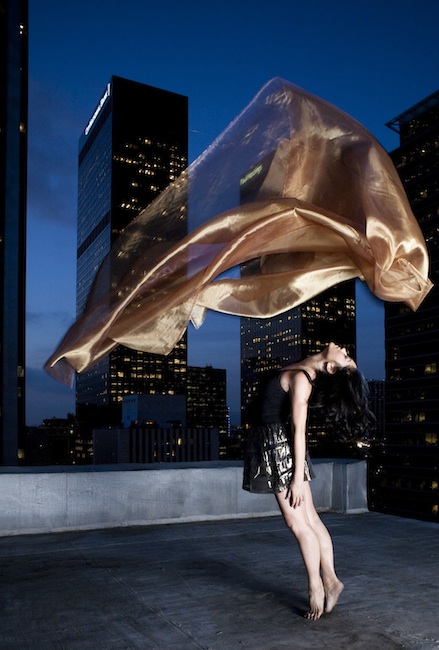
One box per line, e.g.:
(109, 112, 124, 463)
(242, 369, 316, 494)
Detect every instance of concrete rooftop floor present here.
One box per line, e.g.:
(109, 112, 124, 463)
(0, 511, 438, 650)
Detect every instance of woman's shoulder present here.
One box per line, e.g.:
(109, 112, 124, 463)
(279, 367, 315, 391)
(280, 365, 316, 380)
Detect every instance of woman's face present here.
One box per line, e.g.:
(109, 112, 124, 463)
(326, 342, 357, 370)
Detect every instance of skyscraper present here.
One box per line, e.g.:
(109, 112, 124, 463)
(186, 365, 228, 436)
(0, 0, 27, 464)
(76, 77, 188, 425)
(370, 90, 439, 521)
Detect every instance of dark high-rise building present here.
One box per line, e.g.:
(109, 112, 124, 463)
(370, 90, 439, 521)
(367, 380, 385, 440)
(76, 77, 188, 425)
(0, 0, 27, 464)
(23, 416, 80, 465)
(186, 365, 228, 436)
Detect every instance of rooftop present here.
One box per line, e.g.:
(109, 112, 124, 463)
(1, 511, 438, 649)
(386, 88, 439, 133)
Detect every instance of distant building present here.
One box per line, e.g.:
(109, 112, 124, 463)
(122, 394, 187, 428)
(367, 380, 385, 440)
(186, 366, 228, 435)
(93, 426, 219, 464)
(371, 90, 439, 522)
(76, 76, 188, 426)
(0, 0, 27, 464)
(186, 364, 234, 458)
(24, 416, 82, 465)
(97, 368, 227, 464)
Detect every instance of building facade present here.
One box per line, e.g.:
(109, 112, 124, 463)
(24, 416, 83, 465)
(370, 91, 439, 521)
(186, 365, 228, 436)
(93, 425, 219, 464)
(0, 0, 27, 464)
(76, 77, 188, 426)
(367, 380, 385, 441)
(122, 394, 187, 428)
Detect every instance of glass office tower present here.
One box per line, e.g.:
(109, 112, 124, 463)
(76, 77, 188, 425)
(0, 0, 27, 464)
(370, 90, 439, 521)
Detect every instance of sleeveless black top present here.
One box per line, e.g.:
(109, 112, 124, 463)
(259, 369, 315, 425)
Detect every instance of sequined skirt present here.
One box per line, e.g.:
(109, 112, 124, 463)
(242, 422, 315, 494)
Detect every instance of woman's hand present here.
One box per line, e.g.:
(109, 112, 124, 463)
(286, 478, 305, 508)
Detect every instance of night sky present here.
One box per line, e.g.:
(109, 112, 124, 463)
(26, 0, 439, 425)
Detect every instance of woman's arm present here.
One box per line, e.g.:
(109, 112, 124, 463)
(280, 371, 312, 508)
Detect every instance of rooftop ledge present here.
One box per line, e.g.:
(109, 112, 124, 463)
(0, 459, 367, 537)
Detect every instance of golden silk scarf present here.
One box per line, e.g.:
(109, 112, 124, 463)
(45, 78, 433, 385)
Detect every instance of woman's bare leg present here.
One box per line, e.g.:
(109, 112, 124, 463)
(275, 487, 325, 620)
(302, 484, 344, 612)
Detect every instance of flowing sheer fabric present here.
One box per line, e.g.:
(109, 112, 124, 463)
(45, 78, 433, 386)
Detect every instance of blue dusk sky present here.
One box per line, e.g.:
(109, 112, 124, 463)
(27, 0, 438, 425)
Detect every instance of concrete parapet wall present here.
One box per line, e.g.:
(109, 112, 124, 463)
(0, 459, 367, 537)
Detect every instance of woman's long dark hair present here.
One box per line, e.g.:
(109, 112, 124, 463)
(310, 367, 375, 443)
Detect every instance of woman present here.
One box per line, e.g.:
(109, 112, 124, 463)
(243, 342, 374, 620)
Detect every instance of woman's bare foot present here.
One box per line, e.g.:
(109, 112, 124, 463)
(324, 578, 344, 613)
(304, 582, 325, 620)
